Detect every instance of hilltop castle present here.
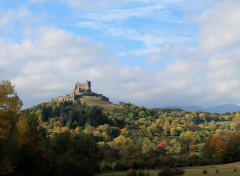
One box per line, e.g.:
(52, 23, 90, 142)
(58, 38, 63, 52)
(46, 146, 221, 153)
(53, 81, 109, 102)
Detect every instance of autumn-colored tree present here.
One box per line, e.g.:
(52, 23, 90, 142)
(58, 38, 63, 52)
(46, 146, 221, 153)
(0, 80, 22, 143)
(0, 80, 22, 175)
(203, 133, 227, 164)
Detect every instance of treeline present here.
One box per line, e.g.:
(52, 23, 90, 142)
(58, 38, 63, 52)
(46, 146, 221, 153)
(26, 98, 240, 171)
(0, 81, 101, 176)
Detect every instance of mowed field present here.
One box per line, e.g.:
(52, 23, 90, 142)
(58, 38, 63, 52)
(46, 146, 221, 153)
(97, 161, 240, 176)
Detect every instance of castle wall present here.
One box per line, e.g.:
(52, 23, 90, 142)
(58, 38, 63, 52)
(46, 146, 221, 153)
(53, 93, 74, 102)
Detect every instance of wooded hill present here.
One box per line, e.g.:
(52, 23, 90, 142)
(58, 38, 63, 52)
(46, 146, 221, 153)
(25, 100, 240, 170)
(2, 79, 240, 176)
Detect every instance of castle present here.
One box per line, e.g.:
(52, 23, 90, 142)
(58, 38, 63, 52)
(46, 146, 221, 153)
(53, 81, 109, 102)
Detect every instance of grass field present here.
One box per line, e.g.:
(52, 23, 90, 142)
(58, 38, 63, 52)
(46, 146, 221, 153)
(97, 161, 240, 176)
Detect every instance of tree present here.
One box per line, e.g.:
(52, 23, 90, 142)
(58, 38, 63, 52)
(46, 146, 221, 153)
(203, 133, 227, 164)
(0, 80, 22, 175)
(0, 80, 22, 143)
(223, 132, 240, 163)
(41, 106, 50, 122)
(14, 112, 50, 176)
(86, 106, 109, 127)
(49, 132, 101, 176)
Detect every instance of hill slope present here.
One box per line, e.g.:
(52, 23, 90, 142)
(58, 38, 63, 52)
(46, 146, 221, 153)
(79, 95, 116, 108)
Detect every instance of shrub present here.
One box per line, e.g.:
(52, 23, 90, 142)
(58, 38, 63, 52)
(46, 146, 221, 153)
(158, 167, 174, 176)
(100, 164, 112, 172)
(161, 156, 176, 168)
(188, 154, 202, 166)
(234, 167, 237, 172)
(203, 169, 208, 174)
(174, 168, 185, 175)
(113, 162, 125, 171)
(216, 169, 219, 173)
(138, 170, 145, 176)
(127, 169, 137, 176)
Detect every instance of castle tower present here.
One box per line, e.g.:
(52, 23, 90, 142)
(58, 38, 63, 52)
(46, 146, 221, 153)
(73, 80, 91, 95)
(86, 80, 91, 92)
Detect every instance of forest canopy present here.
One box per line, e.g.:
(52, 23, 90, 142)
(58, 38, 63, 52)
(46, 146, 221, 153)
(2, 80, 240, 175)
(26, 93, 240, 170)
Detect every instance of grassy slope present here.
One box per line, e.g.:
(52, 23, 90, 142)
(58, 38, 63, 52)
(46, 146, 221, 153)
(79, 96, 116, 108)
(97, 161, 240, 176)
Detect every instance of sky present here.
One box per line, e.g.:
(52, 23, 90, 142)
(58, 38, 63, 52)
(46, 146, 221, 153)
(1, 0, 240, 108)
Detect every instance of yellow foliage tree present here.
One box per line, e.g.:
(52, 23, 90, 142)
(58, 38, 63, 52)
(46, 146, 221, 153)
(0, 80, 22, 175)
(0, 80, 22, 143)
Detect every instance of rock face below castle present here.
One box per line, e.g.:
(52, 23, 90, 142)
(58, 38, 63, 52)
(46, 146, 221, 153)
(52, 81, 110, 104)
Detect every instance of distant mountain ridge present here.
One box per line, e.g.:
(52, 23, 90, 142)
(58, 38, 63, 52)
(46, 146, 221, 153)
(168, 104, 240, 113)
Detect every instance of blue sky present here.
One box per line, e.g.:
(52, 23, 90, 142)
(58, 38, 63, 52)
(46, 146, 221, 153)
(1, 0, 240, 108)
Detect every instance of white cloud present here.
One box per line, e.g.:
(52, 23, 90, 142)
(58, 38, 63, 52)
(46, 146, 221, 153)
(0, 11, 13, 28)
(216, 80, 240, 93)
(0, 26, 205, 108)
(59, 0, 130, 11)
(2, 0, 240, 109)
(0, 7, 29, 29)
(106, 28, 163, 47)
(196, 0, 240, 52)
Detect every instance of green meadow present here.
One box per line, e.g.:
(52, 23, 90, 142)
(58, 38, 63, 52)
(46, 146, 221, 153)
(97, 161, 240, 176)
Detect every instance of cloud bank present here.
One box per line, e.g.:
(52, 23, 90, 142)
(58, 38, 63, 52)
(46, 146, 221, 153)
(1, 0, 240, 108)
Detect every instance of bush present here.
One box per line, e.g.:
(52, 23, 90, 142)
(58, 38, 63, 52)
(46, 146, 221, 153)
(234, 167, 237, 172)
(203, 169, 208, 174)
(174, 168, 185, 175)
(158, 167, 174, 176)
(138, 170, 145, 176)
(100, 163, 112, 172)
(216, 169, 219, 173)
(188, 154, 202, 166)
(127, 169, 137, 176)
(158, 167, 185, 176)
(161, 156, 176, 168)
(113, 162, 125, 171)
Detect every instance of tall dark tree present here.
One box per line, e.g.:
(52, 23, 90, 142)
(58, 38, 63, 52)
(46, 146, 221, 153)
(49, 132, 101, 176)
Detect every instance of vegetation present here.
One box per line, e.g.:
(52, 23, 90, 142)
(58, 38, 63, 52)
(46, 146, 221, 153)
(2, 80, 240, 175)
(98, 161, 240, 176)
(0, 80, 101, 176)
(26, 99, 240, 171)
(126, 169, 137, 176)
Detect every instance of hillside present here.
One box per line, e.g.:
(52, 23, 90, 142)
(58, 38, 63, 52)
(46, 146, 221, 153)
(79, 95, 116, 108)
(25, 101, 240, 172)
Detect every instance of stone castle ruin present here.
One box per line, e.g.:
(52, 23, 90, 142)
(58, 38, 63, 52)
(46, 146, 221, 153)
(53, 81, 109, 102)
